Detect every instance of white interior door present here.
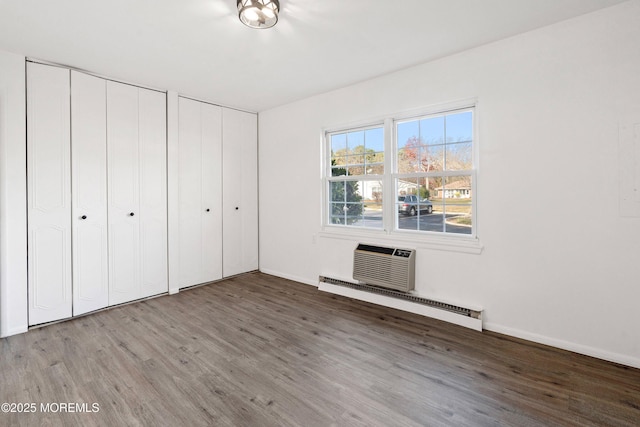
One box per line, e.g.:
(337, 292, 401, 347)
(138, 88, 168, 298)
(27, 62, 72, 325)
(222, 108, 258, 277)
(107, 81, 140, 306)
(177, 97, 222, 288)
(71, 71, 109, 316)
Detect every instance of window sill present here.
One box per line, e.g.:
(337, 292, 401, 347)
(318, 227, 483, 254)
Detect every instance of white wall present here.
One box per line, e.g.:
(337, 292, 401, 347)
(258, 2, 640, 368)
(0, 50, 28, 337)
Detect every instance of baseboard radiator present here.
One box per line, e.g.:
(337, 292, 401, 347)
(319, 275, 482, 331)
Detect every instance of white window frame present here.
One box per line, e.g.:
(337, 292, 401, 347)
(324, 123, 386, 230)
(392, 106, 476, 237)
(320, 99, 481, 254)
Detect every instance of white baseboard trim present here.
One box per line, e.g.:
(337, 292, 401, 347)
(0, 324, 28, 338)
(484, 322, 640, 370)
(168, 287, 180, 295)
(258, 268, 317, 287)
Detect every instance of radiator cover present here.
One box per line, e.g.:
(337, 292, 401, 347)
(353, 244, 415, 292)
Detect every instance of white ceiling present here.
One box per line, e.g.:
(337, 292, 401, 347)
(0, 0, 627, 112)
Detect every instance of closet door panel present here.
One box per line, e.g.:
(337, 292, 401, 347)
(200, 103, 223, 283)
(177, 97, 203, 287)
(176, 98, 223, 288)
(71, 71, 108, 315)
(222, 108, 258, 277)
(139, 88, 167, 297)
(107, 81, 140, 305)
(27, 62, 72, 325)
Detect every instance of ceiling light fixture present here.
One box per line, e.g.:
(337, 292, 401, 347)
(237, 0, 280, 29)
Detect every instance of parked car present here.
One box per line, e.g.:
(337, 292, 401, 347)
(398, 195, 433, 216)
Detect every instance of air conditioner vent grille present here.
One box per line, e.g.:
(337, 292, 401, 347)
(353, 244, 415, 292)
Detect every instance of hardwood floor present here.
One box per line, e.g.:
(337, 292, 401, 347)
(1, 272, 639, 426)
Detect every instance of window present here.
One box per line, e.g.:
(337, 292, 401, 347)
(328, 126, 384, 228)
(324, 104, 476, 239)
(395, 110, 474, 235)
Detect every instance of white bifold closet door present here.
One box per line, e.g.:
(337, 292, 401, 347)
(71, 71, 109, 316)
(222, 108, 258, 277)
(27, 62, 72, 325)
(176, 97, 223, 288)
(107, 81, 167, 305)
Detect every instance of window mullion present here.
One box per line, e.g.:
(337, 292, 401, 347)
(383, 118, 394, 233)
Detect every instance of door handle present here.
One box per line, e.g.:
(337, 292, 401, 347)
(81, 215, 87, 220)
(129, 212, 135, 216)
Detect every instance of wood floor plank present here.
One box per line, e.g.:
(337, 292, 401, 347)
(1, 272, 639, 426)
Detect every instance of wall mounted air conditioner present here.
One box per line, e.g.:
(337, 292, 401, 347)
(353, 244, 415, 292)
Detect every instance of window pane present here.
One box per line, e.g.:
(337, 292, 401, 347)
(366, 163, 384, 175)
(347, 130, 364, 150)
(331, 131, 348, 177)
(363, 181, 383, 204)
(397, 146, 419, 173)
(397, 120, 419, 149)
(446, 111, 472, 143)
(443, 176, 472, 234)
(331, 166, 346, 177)
(427, 176, 444, 200)
(329, 180, 382, 228)
(329, 202, 361, 225)
(329, 203, 346, 224)
(412, 177, 444, 232)
(397, 178, 417, 230)
(397, 178, 439, 231)
(331, 133, 347, 153)
(364, 145, 384, 175)
(365, 128, 384, 152)
(361, 203, 383, 228)
(347, 153, 365, 177)
(420, 203, 444, 233)
(365, 151, 383, 163)
(346, 180, 364, 203)
(362, 181, 383, 228)
(330, 181, 345, 202)
(444, 204, 472, 234)
(346, 153, 364, 166)
(445, 142, 472, 171)
(421, 145, 444, 172)
(331, 154, 347, 176)
(443, 175, 472, 200)
(397, 177, 418, 197)
(420, 116, 445, 145)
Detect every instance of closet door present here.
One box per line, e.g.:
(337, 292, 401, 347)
(139, 88, 168, 298)
(177, 97, 202, 288)
(107, 81, 140, 306)
(71, 71, 108, 316)
(200, 102, 223, 283)
(222, 108, 258, 277)
(176, 97, 222, 288)
(27, 62, 72, 325)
